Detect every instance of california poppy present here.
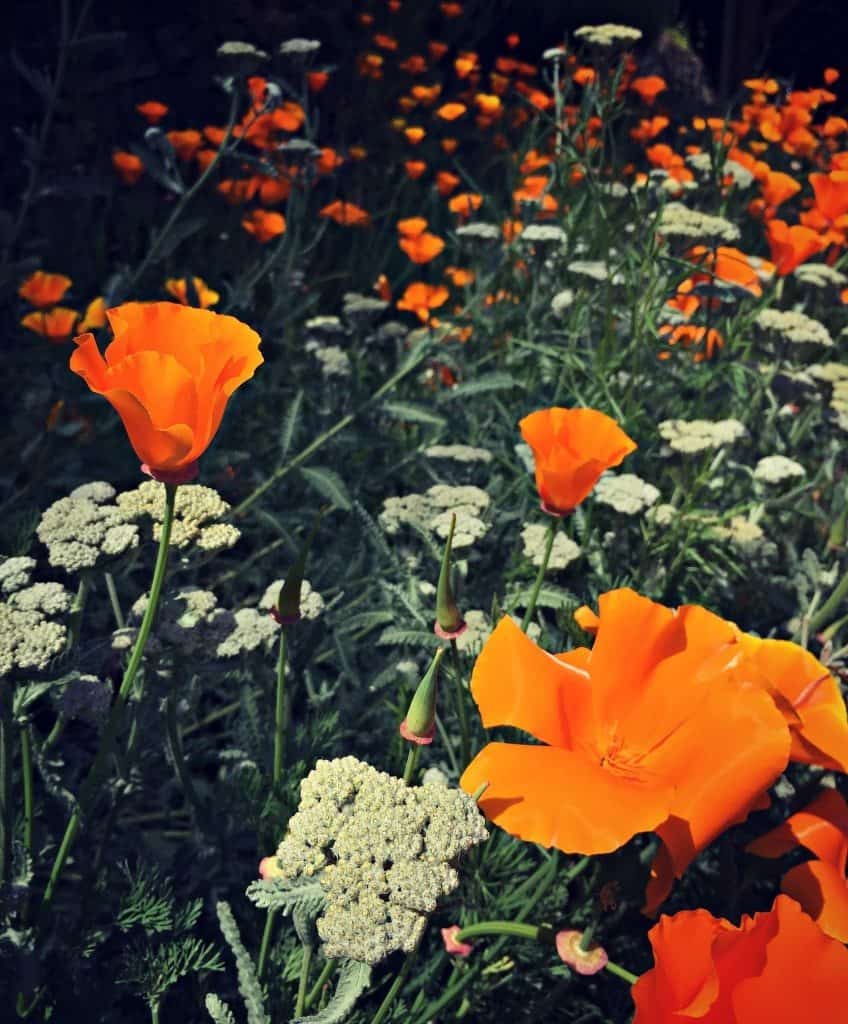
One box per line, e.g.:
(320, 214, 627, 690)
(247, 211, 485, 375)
(166, 129, 203, 162)
(319, 200, 371, 227)
(70, 302, 262, 482)
(79, 296, 107, 331)
(19, 270, 72, 308)
(460, 592, 790, 864)
(164, 276, 220, 309)
(435, 170, 461, 197)
(112, 151, 144, 185)
(765, 220, 826, 275)
(241, 209, 286, 243)
(747, 789, 848, 942)
(399, 231, 445, 264)
(396, 282, 449, 323)
(519, 407, 636, 515)
(136, 100, 168, 124)
(404, 159, 427, 180)
(447, 192, 482, 218)
(435, 102, 466, 121)
(397, 216, 428, 238)
(632, 896, 848, 1023)
(21, 307, 80, 342)
(630, 76, 667, 104)
(307, 70, 329, 92)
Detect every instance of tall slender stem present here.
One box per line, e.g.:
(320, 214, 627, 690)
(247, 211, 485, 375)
(521, 517, 559, 631)
(104, 572, 125, 628)
(304, 959, 336, 1011)
(20, 725, 34, 865)
(295, 943, 314, 1017)
(257, 909, 278, 982)
(371, 949, 417, 1024)
(36, 483, 178, 921)
(165, 691, 205, 820)
(402, 746, 420, 786)
(448, 640, 470, 768)
(66, 574, 91, 649)
(0, 681, 12, 884)
(272, 627, 288, 786)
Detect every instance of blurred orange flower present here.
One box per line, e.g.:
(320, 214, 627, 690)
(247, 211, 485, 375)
(435, 170, 461, 196)
(319, 200, 371, 226)
(630, 76, 667, 104)
(307, 70, 329, 92)
(765, 219, 826, 275)
(404, 126, 426, 145)
(632, 896, 848, 1023)
(70, 302, 262, 482)
(448, 192, 482, 218)
(136, 101, 168, 124)
(79, 297, 107, 331)
(397, 217, 428, 237)
(436, 102, 466, 121)
(399, 231, 445, 263)
(164, 277, 220, 308)
(21, 307, 79, 342)
(19, 270, 72, 308)
(460, 592, 789, 862)
(166, 130, 203, 162)
(396, 282, 449, 322)
(404, 159, 427, 180)
(747, 789, 848, 942)
(112, 151, 144, 185)
(445, 266, 475, 286)
(241, 209, 286, 243)
(519, 407, 636, 515)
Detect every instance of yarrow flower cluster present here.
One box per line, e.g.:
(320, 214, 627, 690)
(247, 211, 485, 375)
(593, 472, 661, 515)
(258, 757, 487, 964)
(793, 263, 847, 289)
(259, 578, 325, 621)
(520, 523, 581, 569)
(657, 202, 741, 243)
(423, 444, 493, 464)
(755, 308, 833, 347)
(379, 485, 490, 547)
(0, 556, 37, 594)
(0, 583, 71, 675)
(305, 340, 352, 378)
(455, 222, 501, 242)
(658, 417, 747, 454)
(566, 259, 615, 282)
(116, 481, 241, 550)
(550, 288, 576, 317)
(37, 482, 139, 573)
(753, 454, 806, 484)
(573, 23, 642, 47)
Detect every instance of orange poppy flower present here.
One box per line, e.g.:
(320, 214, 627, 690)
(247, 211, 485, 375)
(440, 1, 463, 15)
(256, 175, 291, 206)
(397, 217, 428, 238)
(445, 266, 475, 286)
(396, 282, 449, 323)
(79, 296, 107, 331)
(630, 75, 668, 105)
(474, 93, 502, 115)
(435, 102, 466, 121)
(399, 231, 445, 263)
(373, 32, 398, 51)
(809, 170, 848, 223)
(460, 592, 790, 863)
(21, 307, 79, 343)
(195, 148, 218, 173)
(241, 209, 286, 243)
(218, 178, 259, 205)
(759, 170, 801, 212)
(765, 220, 826, 275)
(688, 246, 766, 296)
(440, 137, 459, 154)
(824, 68, 840, 85)
(374, 274, 392, 302)
(319, 200, 371, 227)
(307, 70, 329, 92)
(435, 170, 461, 197)
(572, 67, 595, 87)
(19, 270, 72, 308)
(747, 789, 848, 943)
(404, 126, 426, 145)
(411, 83, 442, 105)
(447, 192, 482, 218)
(404, 159, 427, 180)
(428, 41, 448, 61)
(136, 100, 168, 124)
(400, 55, 428, 75)
(166, 129, 203, 162)
(744, 77, 780, 94)
(164, 277, 220, 309)
(112, 151, 144, 185)
(630, 116, 669, 143)
(518, 407, 637, 515)
(632, 896, 848, 1023)
(70, 302, 262, 482)
(454, 56, 476, 78)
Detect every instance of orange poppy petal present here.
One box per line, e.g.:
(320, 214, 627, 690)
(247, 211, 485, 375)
(747, 789, 848, 871)
(469, 615, 592, 748)
(780, 861, 848, 942)
(460, 742, 675, 854)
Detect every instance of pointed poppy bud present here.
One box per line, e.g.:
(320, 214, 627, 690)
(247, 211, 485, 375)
(272, 507, 327, 625)
(435, 514, 467, 639)
(400, 647, 445, 744)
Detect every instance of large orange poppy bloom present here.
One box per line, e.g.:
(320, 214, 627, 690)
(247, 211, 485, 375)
(518, 407, 637, 515)
(70, 302, 262, 482)
(747, 789, 848, 942)
(460, 592, 790, 860)
(632, 896, 848, 1023)
(765, 219, 825, 275)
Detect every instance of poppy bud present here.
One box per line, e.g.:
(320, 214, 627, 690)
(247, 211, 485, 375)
(400, 647, 445, 744)
(272, 507, 326, 625)
(435, 514, 467, 639)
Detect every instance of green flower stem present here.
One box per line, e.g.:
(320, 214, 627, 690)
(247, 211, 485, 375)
(42, 715, 66, 753)
(165, 691, 205, 820)
(295, 943, 314, 1017)
(104, 571, 125, 628)
(66, 574, 91, 649)
(230, 336, 434, 519)
(0, 681, 12, 884)
(20, 724, 34, 865)
(272, 626, 288, 786)
(257, 909, 278, 981)
(149, 1000, 160, 1024)
(181, 699, 241, 737)
(809, 569, 848, 634)
(370, 948, 417, 1024)
(605, 960, 639, 985)
(520, 517, 559, 632)
(455, 921, 544, 944)
(304, 959, 336, 1011)
(36, 483, 178, 922)
(449, 639, 470, 768)
(402, 745, 420, 786)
